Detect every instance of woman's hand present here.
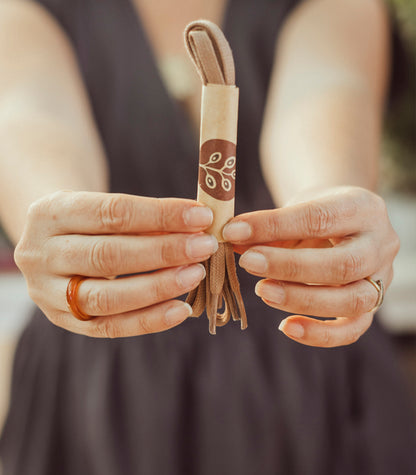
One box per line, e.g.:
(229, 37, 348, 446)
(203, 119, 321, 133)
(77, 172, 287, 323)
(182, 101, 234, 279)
(223, 186, 399, 348)
(14, 190, 217, 338)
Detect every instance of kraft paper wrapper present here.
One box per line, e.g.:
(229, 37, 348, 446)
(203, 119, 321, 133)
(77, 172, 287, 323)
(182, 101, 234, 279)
(197, 84, 239, 241)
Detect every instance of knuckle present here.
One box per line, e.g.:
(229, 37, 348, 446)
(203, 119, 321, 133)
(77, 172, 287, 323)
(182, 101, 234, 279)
(13, 241, 27, 270)
(320, 327, 332, 347)
(99, 195, 131, 232)
(89, 239, 120, 276)
(371, 193, 386, 214)
(49, 189, 71, 203)
(26, 197, 47, 221)
(282, 257, 299, 281)
(26, 201, 41, 222)
(387, 267, 394, 287)
(14, 239, 37, 271)
(138, 313, 154, 334)
(26, 285, 36, 302)
(348, 186, 368, 205)
(341, 193, 360, 218)
(86, 287, 113, 315)
(391, 231, 401, 257)
(148, 279, 169, 305)
(157, 239, 177, 267)
(346, 324, 362, 345)
(95, 319, 122, 339)
(304, 204, 336, 236)
(46, 309, 64, 328)
(301, 291, 315, 315)
(53, 238, 72, 267)
(339, 253, 364, 283)
(25, 191, 70, 235)
(156, 198, 170, 230)
(264, 214, 279, 239)
(27, 192, 62, 222)
(351, 287, 372, 315)
(27, 286, 42, 306)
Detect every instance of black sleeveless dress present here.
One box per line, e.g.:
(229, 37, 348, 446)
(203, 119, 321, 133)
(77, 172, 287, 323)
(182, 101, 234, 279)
(1, 1, 415, 474)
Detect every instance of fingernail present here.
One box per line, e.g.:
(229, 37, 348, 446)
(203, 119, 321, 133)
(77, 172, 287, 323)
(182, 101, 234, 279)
(255, 281, 285, 304)
(187, 234, 218, 259)
(183, 206, 213, 228)
(222, 221, 252, 241)
(239, 251, 267, 273)
(165, 303, 192, 325)
(177, 264, 206, 289)
(278, 320, 304, 338)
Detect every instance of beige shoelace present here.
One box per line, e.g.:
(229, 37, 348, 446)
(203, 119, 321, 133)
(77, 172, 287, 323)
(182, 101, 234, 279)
(184, 20, 247, 335)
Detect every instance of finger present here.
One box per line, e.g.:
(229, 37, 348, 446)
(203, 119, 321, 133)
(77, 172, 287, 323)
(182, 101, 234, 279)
(48, 232, 218, 277)
(55, 300, 193, 338)
(255, 267, 392, 318)
(223, 194, 371, 243)
(55, 264, 205, 316)
(238, 239, 377, 285)
(232, 238, 331, 255)
(278, 312, 374, 348)
(29, 191, 213, 235)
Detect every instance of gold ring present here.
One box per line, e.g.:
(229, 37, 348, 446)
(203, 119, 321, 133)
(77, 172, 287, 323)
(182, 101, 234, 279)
(365, 276, 385, 313)
(66, 276, 91, 321)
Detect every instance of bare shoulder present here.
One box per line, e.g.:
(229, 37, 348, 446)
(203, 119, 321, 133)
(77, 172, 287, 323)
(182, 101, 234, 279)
(0, 0, 76, 72)
(271, 0, 390, 104)
(280, 0, 390, 61)
(0, 0, 93, 120)
(0, 0, 64, 35)
(0, 0, 105, 172)
(285, 0, 388, 45)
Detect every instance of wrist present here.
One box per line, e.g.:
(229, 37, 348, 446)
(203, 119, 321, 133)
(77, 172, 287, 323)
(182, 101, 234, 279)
(281, 185, 370, 208)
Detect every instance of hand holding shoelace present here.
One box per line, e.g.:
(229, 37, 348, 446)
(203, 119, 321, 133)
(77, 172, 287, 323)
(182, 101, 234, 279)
(223, 186, 399, 348)
(14, 190, 218, 338)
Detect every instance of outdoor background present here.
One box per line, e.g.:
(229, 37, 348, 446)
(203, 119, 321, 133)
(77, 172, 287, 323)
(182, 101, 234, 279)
(0, 0, 415, 449)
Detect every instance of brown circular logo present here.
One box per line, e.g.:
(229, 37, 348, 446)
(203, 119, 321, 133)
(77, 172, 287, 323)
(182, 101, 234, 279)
(199, 139, 236, 201)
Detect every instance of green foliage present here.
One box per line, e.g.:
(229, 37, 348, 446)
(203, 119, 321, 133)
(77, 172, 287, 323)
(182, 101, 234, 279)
(389, 0, 416, 38)
(382, 0, 416, 193)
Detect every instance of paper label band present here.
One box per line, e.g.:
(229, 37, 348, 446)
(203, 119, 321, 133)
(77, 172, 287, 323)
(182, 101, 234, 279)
(197, 84, 239, 241)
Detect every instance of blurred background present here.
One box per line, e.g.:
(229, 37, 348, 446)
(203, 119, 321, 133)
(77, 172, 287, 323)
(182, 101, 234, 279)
(0, 0, 415, 443)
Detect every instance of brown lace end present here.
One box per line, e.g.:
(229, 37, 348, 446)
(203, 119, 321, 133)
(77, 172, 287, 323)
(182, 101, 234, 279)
(186, 243, 247, 335)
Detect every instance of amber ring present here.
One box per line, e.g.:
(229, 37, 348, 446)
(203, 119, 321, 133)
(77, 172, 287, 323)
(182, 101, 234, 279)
(365, 277, 385, 313)
(66, 275, 91, 321)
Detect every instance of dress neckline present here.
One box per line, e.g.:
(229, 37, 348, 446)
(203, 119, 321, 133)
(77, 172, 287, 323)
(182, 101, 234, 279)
(126, 0, 233, 139)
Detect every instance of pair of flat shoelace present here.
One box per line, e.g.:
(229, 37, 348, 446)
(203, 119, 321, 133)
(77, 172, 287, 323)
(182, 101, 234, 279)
(184, 20, 247, 334)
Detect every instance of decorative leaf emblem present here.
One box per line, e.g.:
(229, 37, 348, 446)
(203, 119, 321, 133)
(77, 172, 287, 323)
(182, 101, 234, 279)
(209, 152, 222, 164)
(199, 140, 236, 201)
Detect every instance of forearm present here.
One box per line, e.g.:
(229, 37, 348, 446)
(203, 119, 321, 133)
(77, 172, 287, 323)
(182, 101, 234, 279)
(0, 112, 108, 245)
(260, 0, 389, 206)
(0, 1, 108, 245)
(260, 83, 382, 206)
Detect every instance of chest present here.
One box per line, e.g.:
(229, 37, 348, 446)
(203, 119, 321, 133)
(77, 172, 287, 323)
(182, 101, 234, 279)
(131, 0, 228, 131)
(63, 0, 288, 209)
(132, 0, 227, 57)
